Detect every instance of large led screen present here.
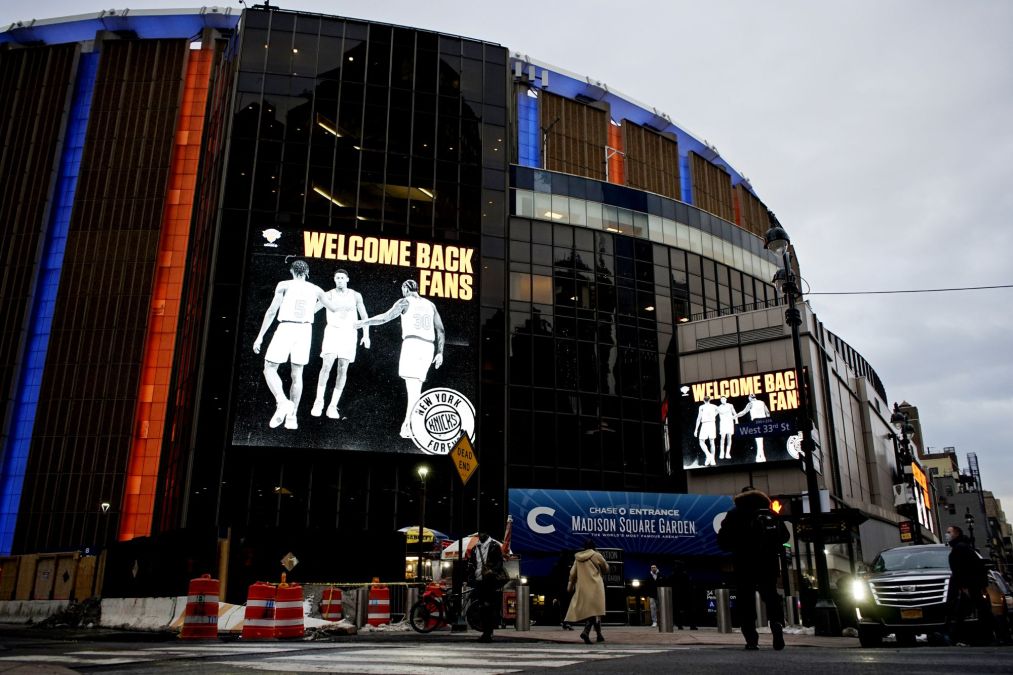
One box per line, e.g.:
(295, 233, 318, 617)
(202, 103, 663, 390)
(677, 368, 802, 470)
(232, 227, 478, 456)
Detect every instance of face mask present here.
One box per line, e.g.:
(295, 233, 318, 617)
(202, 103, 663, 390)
(944, 532, 952, 542)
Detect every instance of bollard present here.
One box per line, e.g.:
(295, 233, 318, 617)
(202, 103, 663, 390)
(515, 584, 530, 631)
(715, 588, 732, 633)
(656, 587, 674, 632)
(755, 591, 769, 629)
(355, 586, 369, 627)
(405, 586, 419, 622)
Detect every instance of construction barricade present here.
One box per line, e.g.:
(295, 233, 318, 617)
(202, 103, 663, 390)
(181, 574, 219, 639)
(367, 579, 390, 626)
(242, 581, 276, 640)
(275, 583, 305, 638)
(320, 586, 343, 621)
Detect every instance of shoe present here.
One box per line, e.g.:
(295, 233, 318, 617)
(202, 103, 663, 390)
(580, 631, 592, 645)
(399, 422, 412, 439)
(771, 622, 785, 651)
(310, 399, 324, 417)
(284, 413, 298, 430)
(596, 634, 605, 643)
(562, 623, 573, 631)
(744, 643, 759, 650)
(326, 405, 340, 419)
(269, 399, 294, 428)
(477, 634, 492, 643)
(651, 622, 657, 627)
(677, 625, 684, 630)
(690, 626, 698, 630)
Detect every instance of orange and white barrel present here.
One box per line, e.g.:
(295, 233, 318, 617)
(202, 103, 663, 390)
(367, 582, 390, 626)
(320, 587, 343, 621)
(242, 581, 276, 640)
(181, 574, 219, 639)
(275, 583, 305, 639)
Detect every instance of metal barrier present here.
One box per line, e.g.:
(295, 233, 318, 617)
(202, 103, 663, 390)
(515, 584, 530, 631)
(755, 591, 769, 628)
(656, 587, 674, 632)
(715, 588, 732, 633)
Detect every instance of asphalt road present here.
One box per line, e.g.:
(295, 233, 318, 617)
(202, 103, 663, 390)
(0, 632, 1009, 674)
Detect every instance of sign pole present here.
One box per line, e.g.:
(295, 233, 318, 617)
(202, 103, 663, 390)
(450, 432, 476, 632)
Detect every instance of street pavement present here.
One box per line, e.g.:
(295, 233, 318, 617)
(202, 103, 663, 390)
(0, 624, 1009, 673)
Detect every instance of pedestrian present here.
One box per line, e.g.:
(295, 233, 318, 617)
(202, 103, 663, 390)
(565, 537, 609, 645)
(550, 553, 575, 630)
(717, 486, 789, 650)
(465, 532, 505, 643)
(645, 563, 662, 627)
(671, 560, 698, 630)
(944, 524, 992, 645)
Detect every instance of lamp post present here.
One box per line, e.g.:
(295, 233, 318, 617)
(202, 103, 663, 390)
(890, 403, 920, 544)
(416, 465, 430, 583)
(764, 219, 839, 636)
(965, 508, 975, 549)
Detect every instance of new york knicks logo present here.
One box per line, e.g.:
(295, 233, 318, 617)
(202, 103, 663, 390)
(409, 387, 476, 455)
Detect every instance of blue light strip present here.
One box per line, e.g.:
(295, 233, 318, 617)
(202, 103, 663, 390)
(0, 51, 98, 555)
(517, 89, 540, 168)
(680, 154, 693, 205)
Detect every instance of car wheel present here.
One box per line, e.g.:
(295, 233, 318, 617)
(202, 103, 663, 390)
(858, 625, 882, 648)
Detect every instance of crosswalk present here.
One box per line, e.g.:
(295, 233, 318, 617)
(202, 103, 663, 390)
(0, 642, 672, 673)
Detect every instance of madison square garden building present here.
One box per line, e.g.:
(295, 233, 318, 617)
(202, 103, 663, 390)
(0, 7, 914, 603)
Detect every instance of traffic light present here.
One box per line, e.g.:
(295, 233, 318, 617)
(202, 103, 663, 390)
(769, 494, 800, 520)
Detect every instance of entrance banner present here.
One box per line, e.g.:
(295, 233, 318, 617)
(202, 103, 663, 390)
(508, 489, 733, 557)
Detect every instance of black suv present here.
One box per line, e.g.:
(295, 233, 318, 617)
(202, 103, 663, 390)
(852, 544, 995, 647)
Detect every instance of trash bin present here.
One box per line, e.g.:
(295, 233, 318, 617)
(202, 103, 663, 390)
(657, 587, 674, 632)
(715, 588, 732, 633)
(515, 584, 531, 631)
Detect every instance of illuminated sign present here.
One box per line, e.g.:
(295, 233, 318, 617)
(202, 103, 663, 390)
(911, 462, 934, 533)
(232, 227, 478, 456)
(677, 368, 804, 470)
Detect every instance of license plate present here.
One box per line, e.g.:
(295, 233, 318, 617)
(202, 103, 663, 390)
(900, 609, 923, 619)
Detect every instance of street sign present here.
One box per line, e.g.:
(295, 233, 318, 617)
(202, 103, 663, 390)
(450, 434, 477, 485)
(281, 552, 299, 571)
(899, 520, 913, 543)
(795, 509, 868, 544)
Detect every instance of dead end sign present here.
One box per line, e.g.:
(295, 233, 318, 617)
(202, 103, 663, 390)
(450, 434, 477, 485)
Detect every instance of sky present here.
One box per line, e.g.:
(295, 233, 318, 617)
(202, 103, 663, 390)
(6, 2, 1012, 509)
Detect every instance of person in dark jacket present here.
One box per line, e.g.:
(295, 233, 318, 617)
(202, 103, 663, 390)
(465, 532, 505, 643)
(944, 525, 991, 644)
(717, 486, 790, 650)
(671, 560, 698, 630)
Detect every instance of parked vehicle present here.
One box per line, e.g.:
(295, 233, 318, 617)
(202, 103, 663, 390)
(986, 570, 1012, 643)
(851, 544, 1003, 647)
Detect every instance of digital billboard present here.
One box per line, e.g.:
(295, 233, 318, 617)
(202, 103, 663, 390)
(677, 368, 803, 470)
(231, 226, 478, 455)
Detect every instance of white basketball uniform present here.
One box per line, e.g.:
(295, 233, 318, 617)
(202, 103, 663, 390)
(265, 278, 320, 366)
(717, 402, 737, 435)
(696, 402, 718, 440)
(321, 288, 359, 362)
(399, 295, 436, 380)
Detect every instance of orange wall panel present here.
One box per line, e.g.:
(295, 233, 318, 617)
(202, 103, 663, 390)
(119, 48, 213, 541)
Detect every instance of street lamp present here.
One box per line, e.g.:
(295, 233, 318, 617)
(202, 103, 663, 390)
(890, 403, 920, 544)
(764, 218, 839, 636)
(416, 465, 430, 583)
(965, 508, 975, 548)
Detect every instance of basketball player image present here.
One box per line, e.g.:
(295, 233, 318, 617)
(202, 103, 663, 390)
(693, 397, 719, 467)
(736, 393, 772, 461)
(356, 279, 445, 439)
(253, 260, 343, 431)
(310, 269, 370, 420)
(716, 395, 738, 460)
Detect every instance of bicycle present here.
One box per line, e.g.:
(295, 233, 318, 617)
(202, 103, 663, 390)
(408, 584, 483, 633)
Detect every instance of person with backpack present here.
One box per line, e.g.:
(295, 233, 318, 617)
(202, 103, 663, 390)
(717, 486, 790, 650)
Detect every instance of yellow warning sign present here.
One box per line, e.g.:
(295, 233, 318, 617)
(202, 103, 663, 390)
(450, 434, 477, 485)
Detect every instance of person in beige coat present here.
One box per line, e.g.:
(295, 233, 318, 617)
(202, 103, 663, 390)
(565, 538, 610, 644)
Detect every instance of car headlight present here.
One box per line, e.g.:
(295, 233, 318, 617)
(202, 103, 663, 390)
(851, 578, 869, 602)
